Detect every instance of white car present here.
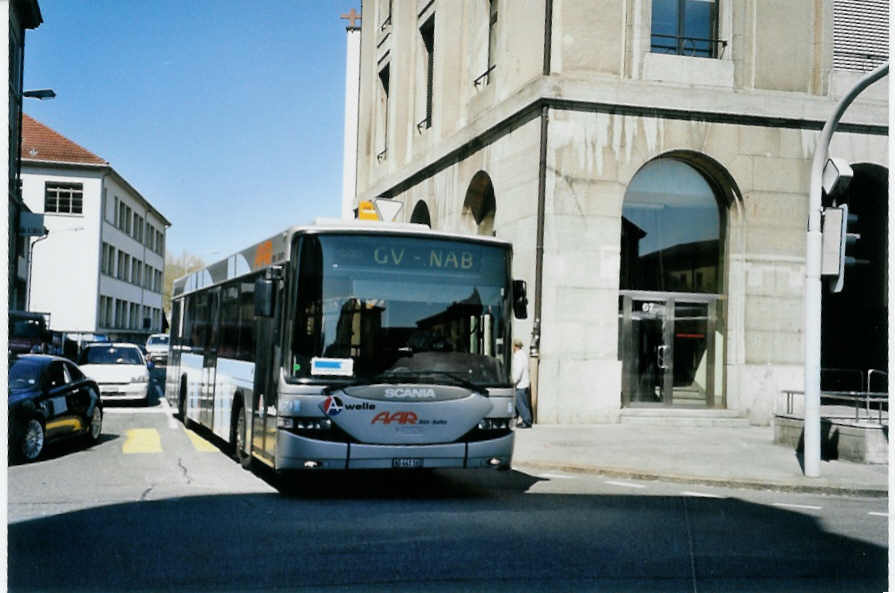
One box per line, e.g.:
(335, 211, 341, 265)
(79, 343, 151, 404)
(145, 333, 170, 366)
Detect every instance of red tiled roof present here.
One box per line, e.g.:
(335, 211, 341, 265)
(21, 114, 107, 165)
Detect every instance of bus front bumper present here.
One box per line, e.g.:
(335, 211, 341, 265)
(276, 431, 514, 471)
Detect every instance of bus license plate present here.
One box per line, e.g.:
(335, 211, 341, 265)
(392, 457, 422, 469)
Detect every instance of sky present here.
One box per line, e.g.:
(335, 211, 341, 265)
(23, 0, 357, 263)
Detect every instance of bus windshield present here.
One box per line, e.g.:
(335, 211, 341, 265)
(289, 234, 511, 388)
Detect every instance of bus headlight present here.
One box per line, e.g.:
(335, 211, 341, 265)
(284, 417, 333, 432)
(476, 418, 510, 431)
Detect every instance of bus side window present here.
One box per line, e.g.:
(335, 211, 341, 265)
(219, 285, 239, 359)
(237, 281, 256, 361)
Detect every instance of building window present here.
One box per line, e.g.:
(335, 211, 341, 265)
(651, 0, 720, 58)
(417, 16, 435, 132)
(376, 64, 390, 161)
(125, 205, 132, 234)
(620, 158, 721, 293)
(44, 182, 84, 215)
(114, 196, 119, 225)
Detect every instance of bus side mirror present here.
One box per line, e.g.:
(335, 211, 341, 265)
(254, 277, 275, 317)
(512, 280, 528, 319)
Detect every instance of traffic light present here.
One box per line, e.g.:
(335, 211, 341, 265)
(821, 204, 868, 293)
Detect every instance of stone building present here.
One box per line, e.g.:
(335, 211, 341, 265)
(351, 0, 888, 424)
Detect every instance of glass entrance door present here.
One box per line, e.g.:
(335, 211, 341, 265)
(620, 293, 718, 407)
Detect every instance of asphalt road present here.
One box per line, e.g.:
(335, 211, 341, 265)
(7, 383, 888, 593)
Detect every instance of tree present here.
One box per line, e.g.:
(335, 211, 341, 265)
(163, 251, 205, 314)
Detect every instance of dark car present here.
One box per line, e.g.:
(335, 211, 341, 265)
(8, 354, 103, 463)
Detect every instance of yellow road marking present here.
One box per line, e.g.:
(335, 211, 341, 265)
(122, 428, 162, 454)
(185, 429, 217, 452)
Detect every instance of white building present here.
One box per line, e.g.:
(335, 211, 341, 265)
(20, 114, 170, 343)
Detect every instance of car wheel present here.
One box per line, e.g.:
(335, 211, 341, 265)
(86, 406, 103, 445)
(233, 403, 252, 470)
(20, 418, 46, 462)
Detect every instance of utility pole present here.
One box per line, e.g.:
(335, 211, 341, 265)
(802, 61, 887, 477)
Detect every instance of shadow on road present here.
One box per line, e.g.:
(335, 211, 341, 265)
(8, 481, 886, 592)
(9, 432, 121, 466)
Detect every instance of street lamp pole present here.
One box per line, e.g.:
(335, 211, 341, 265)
(802, 61, 888, 478)
(25, 233, 49, 311)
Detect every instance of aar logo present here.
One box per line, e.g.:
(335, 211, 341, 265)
(371, 411, 418, 425)
(321, 396, 344, 416)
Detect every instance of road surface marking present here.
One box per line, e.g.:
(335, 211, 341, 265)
(868, 512, 887, 517)
(681, 491, 723, 498)
(772, 502, 822, 511)
(538, 473, 575, 480)
(605, 480, 646, 489)
(122, 429, 162, 454)
(185, 429, 218, 452)
(160, 398, 178, 429)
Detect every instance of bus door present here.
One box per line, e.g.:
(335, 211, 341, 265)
(251, 270, 284, 466)
(201, 287, 221, 429)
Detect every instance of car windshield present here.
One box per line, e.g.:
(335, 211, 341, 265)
(9, 359, 43, 392)
(80, 346, 143, 365)
(147, 336, 169, 346)
(289, 234, 511, 387)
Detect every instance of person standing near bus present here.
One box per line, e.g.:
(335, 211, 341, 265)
(512, 339, 532, 428)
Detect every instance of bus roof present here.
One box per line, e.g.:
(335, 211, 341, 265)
(172, 219, 513, 298)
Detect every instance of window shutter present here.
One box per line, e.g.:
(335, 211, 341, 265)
(833, 0, 889, 71)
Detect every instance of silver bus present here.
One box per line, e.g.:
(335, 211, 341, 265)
(164, 220, 527, 473)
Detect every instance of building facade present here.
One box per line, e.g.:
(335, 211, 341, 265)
(21, 115, 170, 343)
(352, 0, 889, 424)
(6, 0, 42, 312)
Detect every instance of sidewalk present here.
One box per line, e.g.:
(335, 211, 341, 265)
(511, 423, 888, 497)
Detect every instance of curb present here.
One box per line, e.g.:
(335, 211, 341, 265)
(512, 460, 888, 498)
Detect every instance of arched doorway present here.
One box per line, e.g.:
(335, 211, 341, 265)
(618, 157, 727, 407)
(410, 200, 431, 227)
(462, 171, 496, 235)
(821, 163, 888, 391)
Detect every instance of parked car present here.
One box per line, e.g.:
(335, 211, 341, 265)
(78, 343, 152, 404)
(144, 333, 170, 366)
(8, 354, 103, 462)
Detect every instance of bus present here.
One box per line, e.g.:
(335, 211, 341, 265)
(164, 219, 527, 473)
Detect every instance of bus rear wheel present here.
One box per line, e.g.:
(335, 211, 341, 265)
(179, 378, 190, 429)
(233, 402, 252, 470)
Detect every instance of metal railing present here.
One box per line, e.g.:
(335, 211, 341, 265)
(782, 369, 889, 424)
(651, 34, 727, 59)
